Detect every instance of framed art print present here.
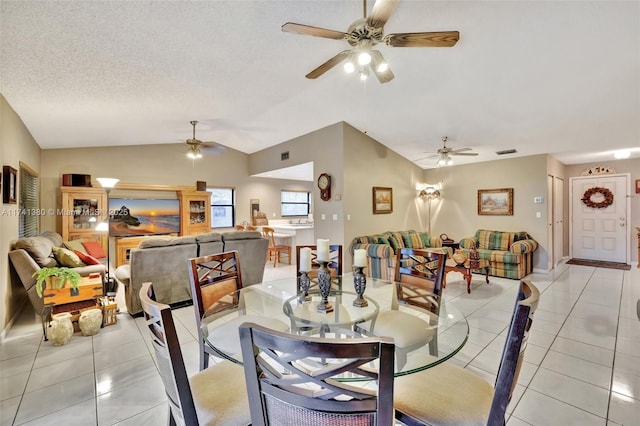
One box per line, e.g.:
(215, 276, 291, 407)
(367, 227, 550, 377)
(478, 188, 513, 215)
(2, 166, 17, 204)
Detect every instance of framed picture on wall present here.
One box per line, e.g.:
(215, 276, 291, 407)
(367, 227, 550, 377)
(478, 188, 513, 216)
(2, 166, 17, 204)
(372, 187, 393, 214)
(636, 179, 640, 194)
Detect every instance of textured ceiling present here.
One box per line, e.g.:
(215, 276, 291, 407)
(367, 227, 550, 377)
(1, 1, 639, 170)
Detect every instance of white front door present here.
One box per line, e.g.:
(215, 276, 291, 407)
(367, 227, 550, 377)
(571, 174, 629, 263)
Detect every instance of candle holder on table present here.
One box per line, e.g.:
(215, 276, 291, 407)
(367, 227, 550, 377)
(352, 266, 368, 307)
(298, 271, 311, 303)
(316, 260, 333, 313)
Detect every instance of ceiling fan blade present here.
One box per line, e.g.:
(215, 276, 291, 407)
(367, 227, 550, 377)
(367, 0, 400, 29)
(450, 147, 472, 153)
(451, 152, 479, 156)
(370, 50, 394, 83)
(305, 50, 351, 79)
(385, 31, 459, 47)
(413, 153, 440, 162)
(281, 22, 347, 40)
(201, 144, 225, 155)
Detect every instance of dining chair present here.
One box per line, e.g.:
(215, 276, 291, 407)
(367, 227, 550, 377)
(188, 251, 244, 370)
(138, 282, 251, 426)
(394, 279, 540, 426)
(239, 322, 396, 426)
(295, 244, 343, 292)
(262, 227, 291, 267)
(371, 248, 447, 368)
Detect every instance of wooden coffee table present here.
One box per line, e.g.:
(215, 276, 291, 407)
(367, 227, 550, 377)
(443, 259, 491, 294)
(42, 274, 104, 340)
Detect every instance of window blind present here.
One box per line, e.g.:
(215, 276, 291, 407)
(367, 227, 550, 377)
(19, 164, 39, 238)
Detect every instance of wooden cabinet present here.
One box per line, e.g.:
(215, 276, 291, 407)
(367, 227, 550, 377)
(60, 186, 108, 254)
(177, 190, 211, 235)
(115, 236, 147, 267)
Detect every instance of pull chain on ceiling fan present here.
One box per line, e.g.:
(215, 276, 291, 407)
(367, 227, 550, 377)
(281, 0, 459, 83)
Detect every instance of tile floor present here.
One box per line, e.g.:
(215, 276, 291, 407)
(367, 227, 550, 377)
(1, 261, 639, 425)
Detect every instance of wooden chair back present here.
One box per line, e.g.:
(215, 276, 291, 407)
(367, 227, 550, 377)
(239, 322, 395, 426)
(188, 251, 243, 369)
(139, 282, 199, 426)
(262, 227, 278, 248)
(488, 279, 540, 424)
(393, 248, 447, 314)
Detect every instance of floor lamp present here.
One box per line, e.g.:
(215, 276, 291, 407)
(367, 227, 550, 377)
(96, 177, 119, 294)
(419, 186, 441, 235)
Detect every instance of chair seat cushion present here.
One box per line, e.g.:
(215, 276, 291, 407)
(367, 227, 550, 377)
(394, 362, 494, 426)
(373, 310, 434, 348)
(190, 361, 251, 425)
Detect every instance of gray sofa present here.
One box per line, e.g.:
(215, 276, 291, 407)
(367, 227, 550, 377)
(115, 230, 268, 315)
(8, 231, 107, 316)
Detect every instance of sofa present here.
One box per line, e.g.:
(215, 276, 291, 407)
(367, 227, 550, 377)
(115, 230, 269, 315)
(8, 231, 107, 316)
(349, 230, 444, 280)
(458, 229, 538, 279)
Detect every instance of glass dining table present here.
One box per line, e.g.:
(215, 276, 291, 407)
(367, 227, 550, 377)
(200, 273, 469, 380)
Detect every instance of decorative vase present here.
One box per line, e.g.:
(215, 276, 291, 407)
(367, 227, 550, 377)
(49, 312, 73, 346)
(316, 260, 333, 313)
(353, 266, 368, 307)
(298, 271, 311, 303)
(79, 308, 103, 336)
(469, 242, 480, 268)
(452, 248, 468, 266)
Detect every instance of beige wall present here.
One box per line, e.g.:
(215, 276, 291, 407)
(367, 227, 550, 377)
(1, 95, 41, 333)
(424, 155, 550, 271)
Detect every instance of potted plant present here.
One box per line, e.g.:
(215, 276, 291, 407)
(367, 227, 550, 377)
(33, 267, 81, 297)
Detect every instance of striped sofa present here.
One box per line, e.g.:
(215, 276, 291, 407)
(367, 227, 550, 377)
(459, 229, 538, 279)
(349, 230, 443, 280)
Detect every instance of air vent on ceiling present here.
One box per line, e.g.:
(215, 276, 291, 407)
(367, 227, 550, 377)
(281, 151, 289, 161)
(496, 149, 517, 155)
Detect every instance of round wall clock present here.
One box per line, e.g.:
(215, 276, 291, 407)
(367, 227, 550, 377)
(317, 173, 331, 201)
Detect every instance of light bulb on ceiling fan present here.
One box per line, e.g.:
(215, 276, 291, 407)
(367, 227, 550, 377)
(358, 51, 371, 65)
(343, 61, 355, 73)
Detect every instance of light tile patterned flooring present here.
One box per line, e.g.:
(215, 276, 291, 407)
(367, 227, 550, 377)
(1, 261, 639, 425)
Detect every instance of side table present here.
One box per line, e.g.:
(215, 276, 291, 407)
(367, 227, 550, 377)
(443, 259, 491, 294)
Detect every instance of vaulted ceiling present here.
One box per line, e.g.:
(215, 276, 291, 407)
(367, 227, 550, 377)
(1, 1, 638, 170)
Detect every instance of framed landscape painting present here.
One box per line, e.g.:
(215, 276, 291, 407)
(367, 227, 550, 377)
(372, 187, 393, 214)
(478, 188, 513, 215)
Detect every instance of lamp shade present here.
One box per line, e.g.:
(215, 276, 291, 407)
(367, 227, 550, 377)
(96, 177, 119, 189)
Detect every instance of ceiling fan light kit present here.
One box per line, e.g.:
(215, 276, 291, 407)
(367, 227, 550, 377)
(183, 120, 224, 160)
(281, 0, 459, 83)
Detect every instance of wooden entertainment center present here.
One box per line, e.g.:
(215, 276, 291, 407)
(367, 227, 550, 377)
(60, 183, 211, 267)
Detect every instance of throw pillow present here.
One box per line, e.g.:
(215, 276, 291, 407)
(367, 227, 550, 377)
(14, 236, 58, 267)
(52, 247, 86, 267)
(82, 241, 106, 259)
(74, 250, 101, 265)
(63, 239, 88, 254)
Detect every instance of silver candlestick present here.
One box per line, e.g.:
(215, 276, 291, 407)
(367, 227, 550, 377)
(353, 266, 368, 307)
(298, 271, 311, 303)
(316, 260, 333, 313)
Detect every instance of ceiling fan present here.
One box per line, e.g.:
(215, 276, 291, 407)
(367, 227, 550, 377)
(281, 0, 459, 83)
(416, 136, 478, 166)
(185, 120, 224, 159)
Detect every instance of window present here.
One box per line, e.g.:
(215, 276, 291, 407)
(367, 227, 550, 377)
(208, 187, 235, 228)
(281, 191, 310, 217)
(19, 162, 39, 238)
